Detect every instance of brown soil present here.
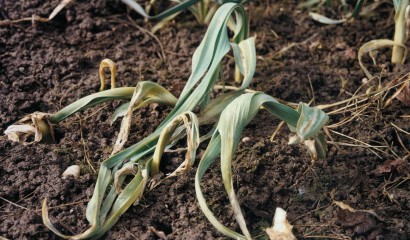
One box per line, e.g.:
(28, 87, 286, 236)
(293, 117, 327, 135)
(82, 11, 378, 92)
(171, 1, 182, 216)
(1, 1, 409, 239)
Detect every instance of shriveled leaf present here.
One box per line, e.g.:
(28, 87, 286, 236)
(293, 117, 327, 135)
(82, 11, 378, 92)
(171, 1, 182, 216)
(151, 112, 200, 178)
(114, 164, 135, 194)
(358, 39, 407, 79)
(112, 81, 177, 155)
(333, 200, 380, 219)
(4, 125, 37, 142)
(265, 208, 296, 240)
(42, 199, 71, 239)
(295, 103, 329, 140)
(4, 112, 53, 143)
(337, 209, 378, 235)
(334, 201, 381, 236)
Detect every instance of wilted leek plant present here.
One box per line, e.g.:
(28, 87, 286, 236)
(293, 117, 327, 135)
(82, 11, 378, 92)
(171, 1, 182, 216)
(5, 3, 329, 239)
(37, 3, 252, 238)
(358, 0, 409, 79)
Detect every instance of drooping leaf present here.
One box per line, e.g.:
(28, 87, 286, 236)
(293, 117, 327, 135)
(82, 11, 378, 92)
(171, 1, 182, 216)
(358, 39, 407, 79)
(111, 81, 178, 155)
(48, 87, 135, 123)
(195, 92, 328, 239)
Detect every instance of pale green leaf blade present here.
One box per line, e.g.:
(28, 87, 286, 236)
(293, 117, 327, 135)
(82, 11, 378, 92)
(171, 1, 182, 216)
(112, 81, 177, 154)
(196, 92, 328, 239)
(309, 12, 347, 24)
(111, 102, 129, 124)
(231, 37, 256, 88)
(296, 103, 329, 140)
(151, 112, 200, 176)
(49, 87, 135, 123)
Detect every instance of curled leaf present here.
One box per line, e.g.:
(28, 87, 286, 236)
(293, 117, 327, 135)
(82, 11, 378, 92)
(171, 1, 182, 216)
(151, 112, 200, 178)
(358, 39, 407, 79)
(0, 0, 72, 26)
(99, 58, 117, 91)
(112, 81, 178, 155)
(114, 164, 136, 194)
(42, 198, 71, 239)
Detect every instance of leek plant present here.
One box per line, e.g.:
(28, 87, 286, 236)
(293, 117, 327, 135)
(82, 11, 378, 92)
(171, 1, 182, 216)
(5, 3, 329, 239)
(359, 0, 409, 79)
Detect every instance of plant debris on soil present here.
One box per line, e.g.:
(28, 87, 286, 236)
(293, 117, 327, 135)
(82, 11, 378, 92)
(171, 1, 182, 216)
(1, 1, 409, 239)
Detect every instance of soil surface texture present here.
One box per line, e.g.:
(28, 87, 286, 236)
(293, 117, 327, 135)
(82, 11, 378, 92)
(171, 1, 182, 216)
(1, 1, 409, 239)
